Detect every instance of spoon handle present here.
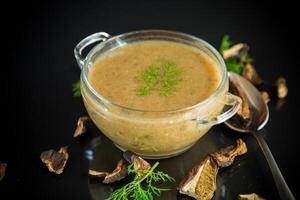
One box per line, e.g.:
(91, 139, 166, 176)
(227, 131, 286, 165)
(251, 132, 295, 200)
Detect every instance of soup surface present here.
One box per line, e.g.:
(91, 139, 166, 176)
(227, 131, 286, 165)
(89, 41, 221, 111)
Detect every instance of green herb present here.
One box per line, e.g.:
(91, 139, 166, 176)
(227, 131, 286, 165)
(219, 35, 232, 54)
(106, 161, 175, 200)
(72, 80, 81, 97)
(241, 52, 254, 64)
(136, 61, 182, 96)
(219, 35, 255, 74)
(225, 59, 244, 75)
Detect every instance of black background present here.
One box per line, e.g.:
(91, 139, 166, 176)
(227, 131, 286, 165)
(2, 0, 299, 199)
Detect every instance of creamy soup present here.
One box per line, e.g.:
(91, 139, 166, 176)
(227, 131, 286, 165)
(89, 41, 221, 111)
(83, 40, 226, 158)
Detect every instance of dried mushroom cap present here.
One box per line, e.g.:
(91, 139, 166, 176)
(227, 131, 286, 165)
(210, 139, 247, 168)
(242, 63, 264, 85)
(89, 159, 127, 184)
(73, 116, 90, 138)
(0, 162, 7, 182)
(179, 157, 218, 200)
(40, 146, 69, 174)
(275, 77, 288, 99)
(222, 43, 249, 59)
(123, 151, 151, 171)
(260, 91, 270, 104)
(238, 193, 266, 200)
(103, 159, 127, 183)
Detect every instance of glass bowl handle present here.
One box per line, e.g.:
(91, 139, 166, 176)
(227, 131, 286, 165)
(74, 32, 110, 70)
(197, 92, 242, 126)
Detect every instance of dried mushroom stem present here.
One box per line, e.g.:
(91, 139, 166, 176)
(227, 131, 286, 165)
(222, 43, 249, 59)
(40, 146, 69, 174)
(0, 162, 7, 181)
(89, 159, 127, 183)
(74, 116, 90, 138)
(238, 193, 266, 200)
(275, 77, 288, 99)
(242, 63, 264, 85)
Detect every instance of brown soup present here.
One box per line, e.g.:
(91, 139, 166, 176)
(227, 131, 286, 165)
(89, 41, 221, 111)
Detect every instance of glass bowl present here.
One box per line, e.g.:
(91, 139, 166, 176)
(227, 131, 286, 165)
(74, 30, 241, 159)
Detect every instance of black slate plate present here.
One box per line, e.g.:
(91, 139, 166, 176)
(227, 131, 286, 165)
(86, 125, 279, 200)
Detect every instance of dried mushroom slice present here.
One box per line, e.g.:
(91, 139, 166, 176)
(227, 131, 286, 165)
(222, 43, 249, 59)
(260, 91, 270, 104)
(238, 193, 266, 200)
(179, 157, 218, 200)
(74, 116, 90, 138)
(89, 170, 108, 178)
(179, 139, 247, 200)
(89, 159, 127, 184)
(40, 146, 69, 174)
(275, 77, 288, 99)
(103, 160, 127, 183)
(210, 139, 247, 168)
(242, 63, 264, 85)
(229, 76, 252, 127)
(0, 162, 7, 181)
(123, 151, 151, 172)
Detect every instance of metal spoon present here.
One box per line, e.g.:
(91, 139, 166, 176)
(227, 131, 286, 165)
(225, 72, 295, 200)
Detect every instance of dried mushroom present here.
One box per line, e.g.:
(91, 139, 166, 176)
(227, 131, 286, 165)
(210, 139, 247, 168)
(89, 170, 108, 178)
(0, 162, 7, 181)
(275, 77, 288, 99)
(229, 76, 252, 127)
(179, 139, 247, 200)
(222, 43, 249, 59)
(238, 193, 266, 200)
(260, 91, 270, 104)
(89, 159, 127, 183)
(73, 116, 90, 138)
(179, 157, 218, 200)
(123, 151, 151, 171)
(242, 63, 264, 85)
(40, 146, 69, 174)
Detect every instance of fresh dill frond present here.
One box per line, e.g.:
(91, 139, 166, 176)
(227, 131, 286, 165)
(219, 35, 232, 54)
(72, 80, 81, 97)
(136, 61, 182, 96)
(225, 59, 244, 75)
(106, 162, 175, 200)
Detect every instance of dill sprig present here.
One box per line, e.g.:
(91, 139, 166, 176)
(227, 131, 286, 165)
(136, 61, 182, 96)
(72, 80, 81, 97)
(106, 161, 175, 200)
(219, 35, 232, 54)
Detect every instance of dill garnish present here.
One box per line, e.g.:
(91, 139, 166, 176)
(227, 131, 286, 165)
(136, 61, 182, 96)
(106, 161, 174, 200)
